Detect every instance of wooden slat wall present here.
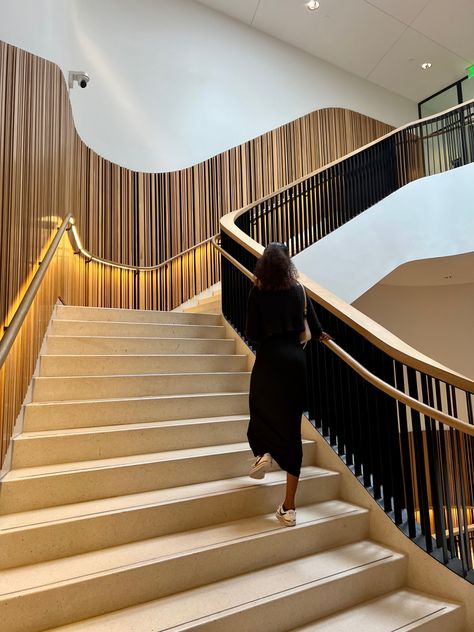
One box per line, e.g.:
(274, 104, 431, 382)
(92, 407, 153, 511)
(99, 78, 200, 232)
(1, 39, 393, 324)
(0, 39, 393, 465)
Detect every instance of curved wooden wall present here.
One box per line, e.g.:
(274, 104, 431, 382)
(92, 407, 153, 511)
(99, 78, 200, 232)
(0, 38, 393, 465)
(0, 39, 393, 326)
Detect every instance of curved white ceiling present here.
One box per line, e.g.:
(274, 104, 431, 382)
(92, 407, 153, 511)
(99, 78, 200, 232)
(196, 0, 474, 103)
(293, 163, 474, 303)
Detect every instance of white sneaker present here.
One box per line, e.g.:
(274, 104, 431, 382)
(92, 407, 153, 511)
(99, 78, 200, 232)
(276, 503, 296, 527)
(249, 453, 272, 479)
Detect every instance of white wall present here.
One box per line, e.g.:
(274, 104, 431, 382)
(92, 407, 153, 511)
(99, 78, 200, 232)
(293, 163, 474, 303)
(354, 281, 474, 379)
(0, 0, 417, 172)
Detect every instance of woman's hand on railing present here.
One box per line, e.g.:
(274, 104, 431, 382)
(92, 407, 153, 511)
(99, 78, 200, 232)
(319, 332, 333, 342)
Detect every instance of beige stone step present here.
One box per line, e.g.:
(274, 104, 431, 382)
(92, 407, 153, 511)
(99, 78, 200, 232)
(32, 372, 251, 402)
(185, 302, 221, 314)
(45, 335, 235, 355)
(51, 319, 227, 339)
(0, 467, 339, 569)
(0, 441, 316, 514)
(39, 353, 248, 377)
(291, 589, 464, 631)
(12, 415, 249, 468)
(56, 305, 221, 326)
(37, 541, 406, 632)
(23, 391, 249, 431)
(0, 501, 368, 595)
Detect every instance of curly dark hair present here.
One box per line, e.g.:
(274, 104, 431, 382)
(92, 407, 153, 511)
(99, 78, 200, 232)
(254, 242, 298, 291)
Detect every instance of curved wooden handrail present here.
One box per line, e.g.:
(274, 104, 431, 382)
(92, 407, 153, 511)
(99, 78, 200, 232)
(222, 97, 474, 222)
(212, 236, 474, 436)
(220, 212, 474, 395)
(69, 219, 217, 272)
(0, 214, 73, 370)
(219, 98, 474, 395)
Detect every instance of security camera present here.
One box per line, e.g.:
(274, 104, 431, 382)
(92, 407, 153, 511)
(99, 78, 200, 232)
(68, 71, 90, 89)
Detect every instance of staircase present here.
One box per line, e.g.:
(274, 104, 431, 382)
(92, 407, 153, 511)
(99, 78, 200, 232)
(0, 305, 464, 631)
(173, 282, 222, 314)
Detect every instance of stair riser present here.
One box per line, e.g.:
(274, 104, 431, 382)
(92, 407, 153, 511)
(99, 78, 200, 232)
(180, 558, 407, 632)
(0, 473, 341, 569)
(51, 320, 226, 339)
(1, 548, 406, 632)
(185, 301, 221, 314)
(32, 373, 251, 402)
(39, 354, 247, 377)
(45, 336, 235, 356)
(23, 393, 249, 431)
(55, 306, 221, 326)
(405, 609, 465, 631)
(12, 419, 249, 468)
(0, 444, 317, 514)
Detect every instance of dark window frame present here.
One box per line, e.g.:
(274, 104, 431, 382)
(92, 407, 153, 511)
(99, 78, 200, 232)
(418, 76, 471, 118)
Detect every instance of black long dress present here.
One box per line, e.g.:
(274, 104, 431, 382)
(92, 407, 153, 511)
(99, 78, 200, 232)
(245, 283, 323, 477)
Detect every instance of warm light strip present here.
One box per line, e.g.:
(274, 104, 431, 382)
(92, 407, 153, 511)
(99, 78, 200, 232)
(69, 218, 217, 272)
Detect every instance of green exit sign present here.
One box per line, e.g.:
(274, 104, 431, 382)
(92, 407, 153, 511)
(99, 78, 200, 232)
(468, 65, 474, 78)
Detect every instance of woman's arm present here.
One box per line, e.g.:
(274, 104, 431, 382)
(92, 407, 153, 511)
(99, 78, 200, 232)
(306, 293, 333, 341)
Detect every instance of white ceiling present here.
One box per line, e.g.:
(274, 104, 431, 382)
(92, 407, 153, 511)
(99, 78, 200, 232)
(381, 252, 474, 286)
(195, 0, 474, 103)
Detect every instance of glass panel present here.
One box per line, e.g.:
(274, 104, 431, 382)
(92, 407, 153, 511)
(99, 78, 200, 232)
(420, 85, 459, 118)
(462, 78, 474, 102)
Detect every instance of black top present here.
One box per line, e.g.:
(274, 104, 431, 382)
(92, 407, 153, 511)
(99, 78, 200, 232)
(245, 283, 323, 344)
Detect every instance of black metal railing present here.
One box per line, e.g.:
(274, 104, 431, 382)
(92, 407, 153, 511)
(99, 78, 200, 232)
(220, 100, 474, 582)
(235, 100, 474, 257)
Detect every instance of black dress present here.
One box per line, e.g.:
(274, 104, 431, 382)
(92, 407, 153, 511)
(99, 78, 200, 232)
(245, 283, 323, 477)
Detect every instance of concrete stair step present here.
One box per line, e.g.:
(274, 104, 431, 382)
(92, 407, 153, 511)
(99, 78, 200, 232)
(51, 319, 227, 339)
(38, 353, 248, 377)
(0, 441, 317, 514)
(56, 305, 222, 326)
(38, 541, 407, 632)
(291, 589, 464, 631)
(32, 372, 251, 402)
(185, 302, 221, 314)
(45, 335, 235, 355)
(23, 391, 249, 431)
(12, 415, 250, 467)
(0, 500, 368, 603)
(0, 467, 339, 569)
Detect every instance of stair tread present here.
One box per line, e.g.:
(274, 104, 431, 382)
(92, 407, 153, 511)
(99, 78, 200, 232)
(16, 414, 250, 439)
(291, 589, 462, 631)
(0, 500, 368, 597)
(0, 466, 334, 531)
(37, 540, 404, 631)
(34, 371, 251, 382)
(53, 319, 225, 329)
(46, 334, 232, 341)
(41, 353, 247, 359)
(3, 441, 259, 480)
(25, 390, 249, 407)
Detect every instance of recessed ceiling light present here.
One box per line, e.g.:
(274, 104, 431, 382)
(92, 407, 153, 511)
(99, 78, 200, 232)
(421, 62, 432, 70)
(306, 0, 320, 10)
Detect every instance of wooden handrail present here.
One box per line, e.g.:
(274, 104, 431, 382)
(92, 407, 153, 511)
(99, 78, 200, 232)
(0, 216, 217, 371)
(219, 98, 474, 395)
(222, 97, 474, 221)
(213, 236, 474, 436)
(0, 214, 73, 370)
(68, 219, 217, 272)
